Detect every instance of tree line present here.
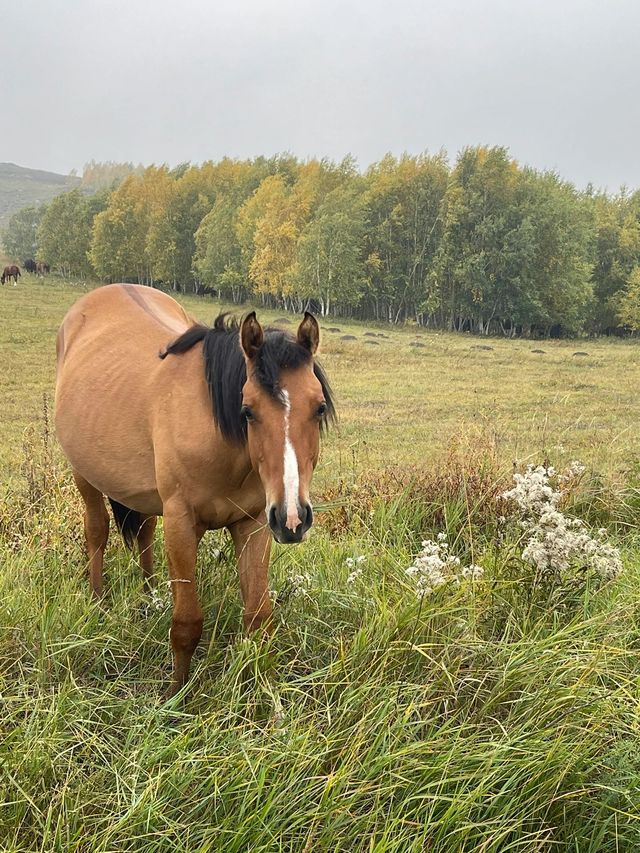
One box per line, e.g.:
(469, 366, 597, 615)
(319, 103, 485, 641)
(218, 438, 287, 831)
(3, 147, 640, 336)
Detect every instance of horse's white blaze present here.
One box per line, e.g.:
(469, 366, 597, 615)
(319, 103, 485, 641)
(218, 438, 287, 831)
(281, 390, 301, 530)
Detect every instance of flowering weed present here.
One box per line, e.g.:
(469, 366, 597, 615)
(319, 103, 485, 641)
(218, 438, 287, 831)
(405, 535, 483, 598)
(501, 463, 622, 588)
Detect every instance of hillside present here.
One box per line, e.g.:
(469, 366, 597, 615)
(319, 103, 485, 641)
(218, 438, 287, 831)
(0, 162, 81, 227)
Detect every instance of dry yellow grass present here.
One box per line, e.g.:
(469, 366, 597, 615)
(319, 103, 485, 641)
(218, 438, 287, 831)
(1, 277, 639, 488)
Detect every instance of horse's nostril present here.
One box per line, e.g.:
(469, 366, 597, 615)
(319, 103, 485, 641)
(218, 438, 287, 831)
(268, 505, 278, 531)
(300, 502, 313, 530)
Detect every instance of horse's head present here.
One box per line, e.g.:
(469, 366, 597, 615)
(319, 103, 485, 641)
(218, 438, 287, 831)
(239, 312, 334, 544)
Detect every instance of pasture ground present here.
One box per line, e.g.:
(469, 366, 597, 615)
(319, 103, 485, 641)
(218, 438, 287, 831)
(1, 276, 640, 851)
(2, 278, 640, 481)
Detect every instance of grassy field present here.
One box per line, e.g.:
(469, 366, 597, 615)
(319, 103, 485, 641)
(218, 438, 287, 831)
(2, 277, 640, 481)
(1, 276, 640, 851)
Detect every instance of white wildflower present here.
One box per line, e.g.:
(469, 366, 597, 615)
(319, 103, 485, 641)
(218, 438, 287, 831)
(405, 537, 483, 598)
(501, 464, 558, 514)
(461, 564, 484, 581)
(287, 572, 312, 599)
(147, 585, 171, 613)
(558, 460, 586, 485)
(503, 463, 622, 582)
(347, 566, 363, 584)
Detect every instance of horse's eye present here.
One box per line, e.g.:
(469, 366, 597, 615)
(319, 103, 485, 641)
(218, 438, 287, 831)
(316, 402, 327, 418)
(241, 405, 254, 421)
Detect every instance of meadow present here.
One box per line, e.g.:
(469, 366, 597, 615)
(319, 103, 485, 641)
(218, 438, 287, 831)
(1, 275, 640, 851)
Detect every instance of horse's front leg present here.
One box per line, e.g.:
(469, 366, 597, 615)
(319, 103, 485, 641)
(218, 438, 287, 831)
(228, 512, 273, 632)
(163, 501, 205, 695)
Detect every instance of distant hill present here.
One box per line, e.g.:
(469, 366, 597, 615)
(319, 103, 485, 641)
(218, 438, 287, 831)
(0, 162, 81, 228)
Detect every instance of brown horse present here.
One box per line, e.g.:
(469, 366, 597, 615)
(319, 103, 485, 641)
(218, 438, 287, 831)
(1, 265, 20, 284)
(55, 284, 335, 693)
(36, 261, 50, 276)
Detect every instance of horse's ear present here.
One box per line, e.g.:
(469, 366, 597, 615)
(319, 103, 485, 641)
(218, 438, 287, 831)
(297, 312, 320, 355)
(240, 311, 264, 361)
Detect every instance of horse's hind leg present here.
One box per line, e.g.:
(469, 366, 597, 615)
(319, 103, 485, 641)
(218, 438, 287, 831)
(73, 471, 109, 598)
(137, 515, 157, 593)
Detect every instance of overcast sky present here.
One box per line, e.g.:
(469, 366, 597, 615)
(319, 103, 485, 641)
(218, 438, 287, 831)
(1, 0, 638, 190)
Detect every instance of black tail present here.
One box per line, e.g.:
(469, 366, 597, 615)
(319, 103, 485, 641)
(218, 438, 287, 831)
(108, 499, 141, 549)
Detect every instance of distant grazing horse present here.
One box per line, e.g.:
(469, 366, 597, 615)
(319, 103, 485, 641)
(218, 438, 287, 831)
(36, 261, 50, 276)
(55, 284, 335, 694)
(1, 265, 20, 285)
(24, 259, 37, 274)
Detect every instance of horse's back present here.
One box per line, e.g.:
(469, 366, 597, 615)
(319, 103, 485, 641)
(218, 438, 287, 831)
(57, 284, 191, 363)
(55, 284, 194, 512)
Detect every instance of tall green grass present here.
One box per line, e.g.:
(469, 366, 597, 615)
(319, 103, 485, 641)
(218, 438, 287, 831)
(1, 429, 639, 851)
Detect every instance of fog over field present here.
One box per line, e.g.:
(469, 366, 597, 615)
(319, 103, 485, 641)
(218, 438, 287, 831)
(2, 0, 640, 189)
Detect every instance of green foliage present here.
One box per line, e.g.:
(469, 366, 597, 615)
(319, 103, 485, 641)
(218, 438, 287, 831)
(615, 265, 640, 331)
(193, 196, 245, 299)
(240, 173, 310, 300)
(1, 204, 45, 259)
(430, 147, 518, 330)
(295, 181, 368, 313)
(514, 169, 594, 335)
(365, 152, 448, 322)
(8, 150, 640, 336)
(38, 189, 107, 278)
(90, 173, 155, 282)
(430, 148, 594, 335)
(148, 165, 213, 291)
(589, 189, 640, 331)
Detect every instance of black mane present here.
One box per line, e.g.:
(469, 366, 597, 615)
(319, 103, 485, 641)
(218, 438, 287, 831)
(160, 314, 336, 443)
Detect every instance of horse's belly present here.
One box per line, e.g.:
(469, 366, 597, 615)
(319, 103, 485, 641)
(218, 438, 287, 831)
(56, 365, 161, 513)
(59, 426, 162, 514)
(98, 484, 163, 516)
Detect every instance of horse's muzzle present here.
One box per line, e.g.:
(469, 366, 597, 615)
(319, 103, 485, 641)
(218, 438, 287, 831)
(268, 502, 313, 544)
